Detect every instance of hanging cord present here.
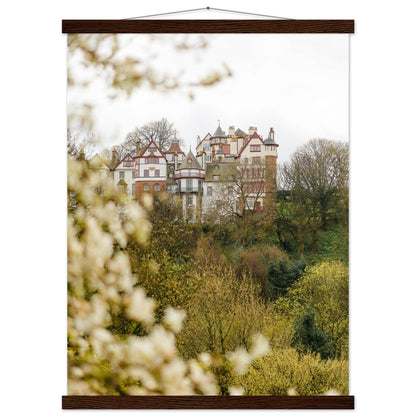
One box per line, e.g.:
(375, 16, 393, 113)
(124, 6, 294, 20)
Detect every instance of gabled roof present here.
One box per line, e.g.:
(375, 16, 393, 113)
(196, 133, 212, 151)
(237, 132, 264, 157)
(213, 124, 226, 138)
(113, 153, 135, 170)
(90, 153, 109, 169)
(177, 151, 203, 170)
(137, 139, 167, 161)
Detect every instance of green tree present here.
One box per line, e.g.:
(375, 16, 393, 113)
(278, 139, 349, 256)
(275, 261, 349, 358)
(292, 305, 334, 359)
(267, 257, 307, 299)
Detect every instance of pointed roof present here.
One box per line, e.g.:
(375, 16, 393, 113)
(165, 139, 185, 154)
(213, 124, 226, 138)
(177, 150, 203, 170)
(235, 128, 247, 136)
(264, 128, 277, 145)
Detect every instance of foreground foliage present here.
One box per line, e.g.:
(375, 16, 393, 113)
(67, 158, 269, 395)
(235, 348, 348, 395)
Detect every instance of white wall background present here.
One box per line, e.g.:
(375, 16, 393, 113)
(1, 1, 415, 415)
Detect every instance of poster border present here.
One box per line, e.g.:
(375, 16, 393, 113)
(62, 16, 354, 410)
(62, 19, 355, 34)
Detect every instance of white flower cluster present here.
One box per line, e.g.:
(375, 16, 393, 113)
(226, 334, 271, 376)
(67, 158, 269, 395)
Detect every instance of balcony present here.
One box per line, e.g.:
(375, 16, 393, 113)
(179, 187, 200, 193)
(173, 171, 205, 179)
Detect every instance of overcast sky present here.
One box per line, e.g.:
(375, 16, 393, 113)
(68, 33, 349, 162)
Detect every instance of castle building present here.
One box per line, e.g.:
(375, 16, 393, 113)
(113, 153, 136, 198)
(134, 139, 167, 199)
(97, 123, 278, 221)
(173, 151, 205, 222)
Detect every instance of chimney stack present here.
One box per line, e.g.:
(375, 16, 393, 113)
(229, 126, 235, 136)
(270, 127, 275, 140)
(248, 126, 257, 136)
(136, 138, 141, 156)
(196, 135, 201, 146)
(111, 147, 118, 165)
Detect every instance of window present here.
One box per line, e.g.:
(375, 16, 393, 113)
(253, 157, 261, 164)
(216, 200, 225, 210)
(186, 195, 193, 206)
(207, 186, 213, 196)
(143, 184, 150, 191)
(155, 169, 160, 177)
(147, 157, 159, 164)
(144, 170, 149, 177)
(132, 184, 136, 195)
(214, 165, 219, 170)
(119, 171, 125, 179)
(228, 187, 233, 196)
(186, 179, 192, 192)
(247, 198, 255, 208)
(132, 171, 135, 179)
(123, 161, 134, 167)
(250, 145, 261, 152)
(188, 157, 192, 164)
(154, 184, 160, 192)
(213, 175, 219, 181)
(244, 158, 249, 164)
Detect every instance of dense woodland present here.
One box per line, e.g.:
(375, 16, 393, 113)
(99, 138, 349, 395)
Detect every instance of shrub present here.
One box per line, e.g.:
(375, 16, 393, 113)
(235, 347, 348, 395)
(275, 261, 349, 358)
(236, 245, 286, 296)
(267, 257, 307, 299)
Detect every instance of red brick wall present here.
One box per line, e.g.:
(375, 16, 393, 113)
(135, 181, 166, 200)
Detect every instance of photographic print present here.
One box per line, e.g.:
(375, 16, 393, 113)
(65, 21, 352, 407)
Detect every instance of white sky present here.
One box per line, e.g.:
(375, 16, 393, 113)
(68, 34, 349, 162)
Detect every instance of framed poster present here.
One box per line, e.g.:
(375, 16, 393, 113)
(63, 17, 354, 409)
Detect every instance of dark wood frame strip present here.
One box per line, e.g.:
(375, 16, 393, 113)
(62, 395, 354, 409)
(62, 19, 354, 34)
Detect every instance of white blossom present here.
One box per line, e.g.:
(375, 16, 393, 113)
(226, 348, 252, 375)
(164, 307, 186, 333)
(229, 386, 245, 396)
(250, 333, 270, 360)
(126, 288, 155, 325)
